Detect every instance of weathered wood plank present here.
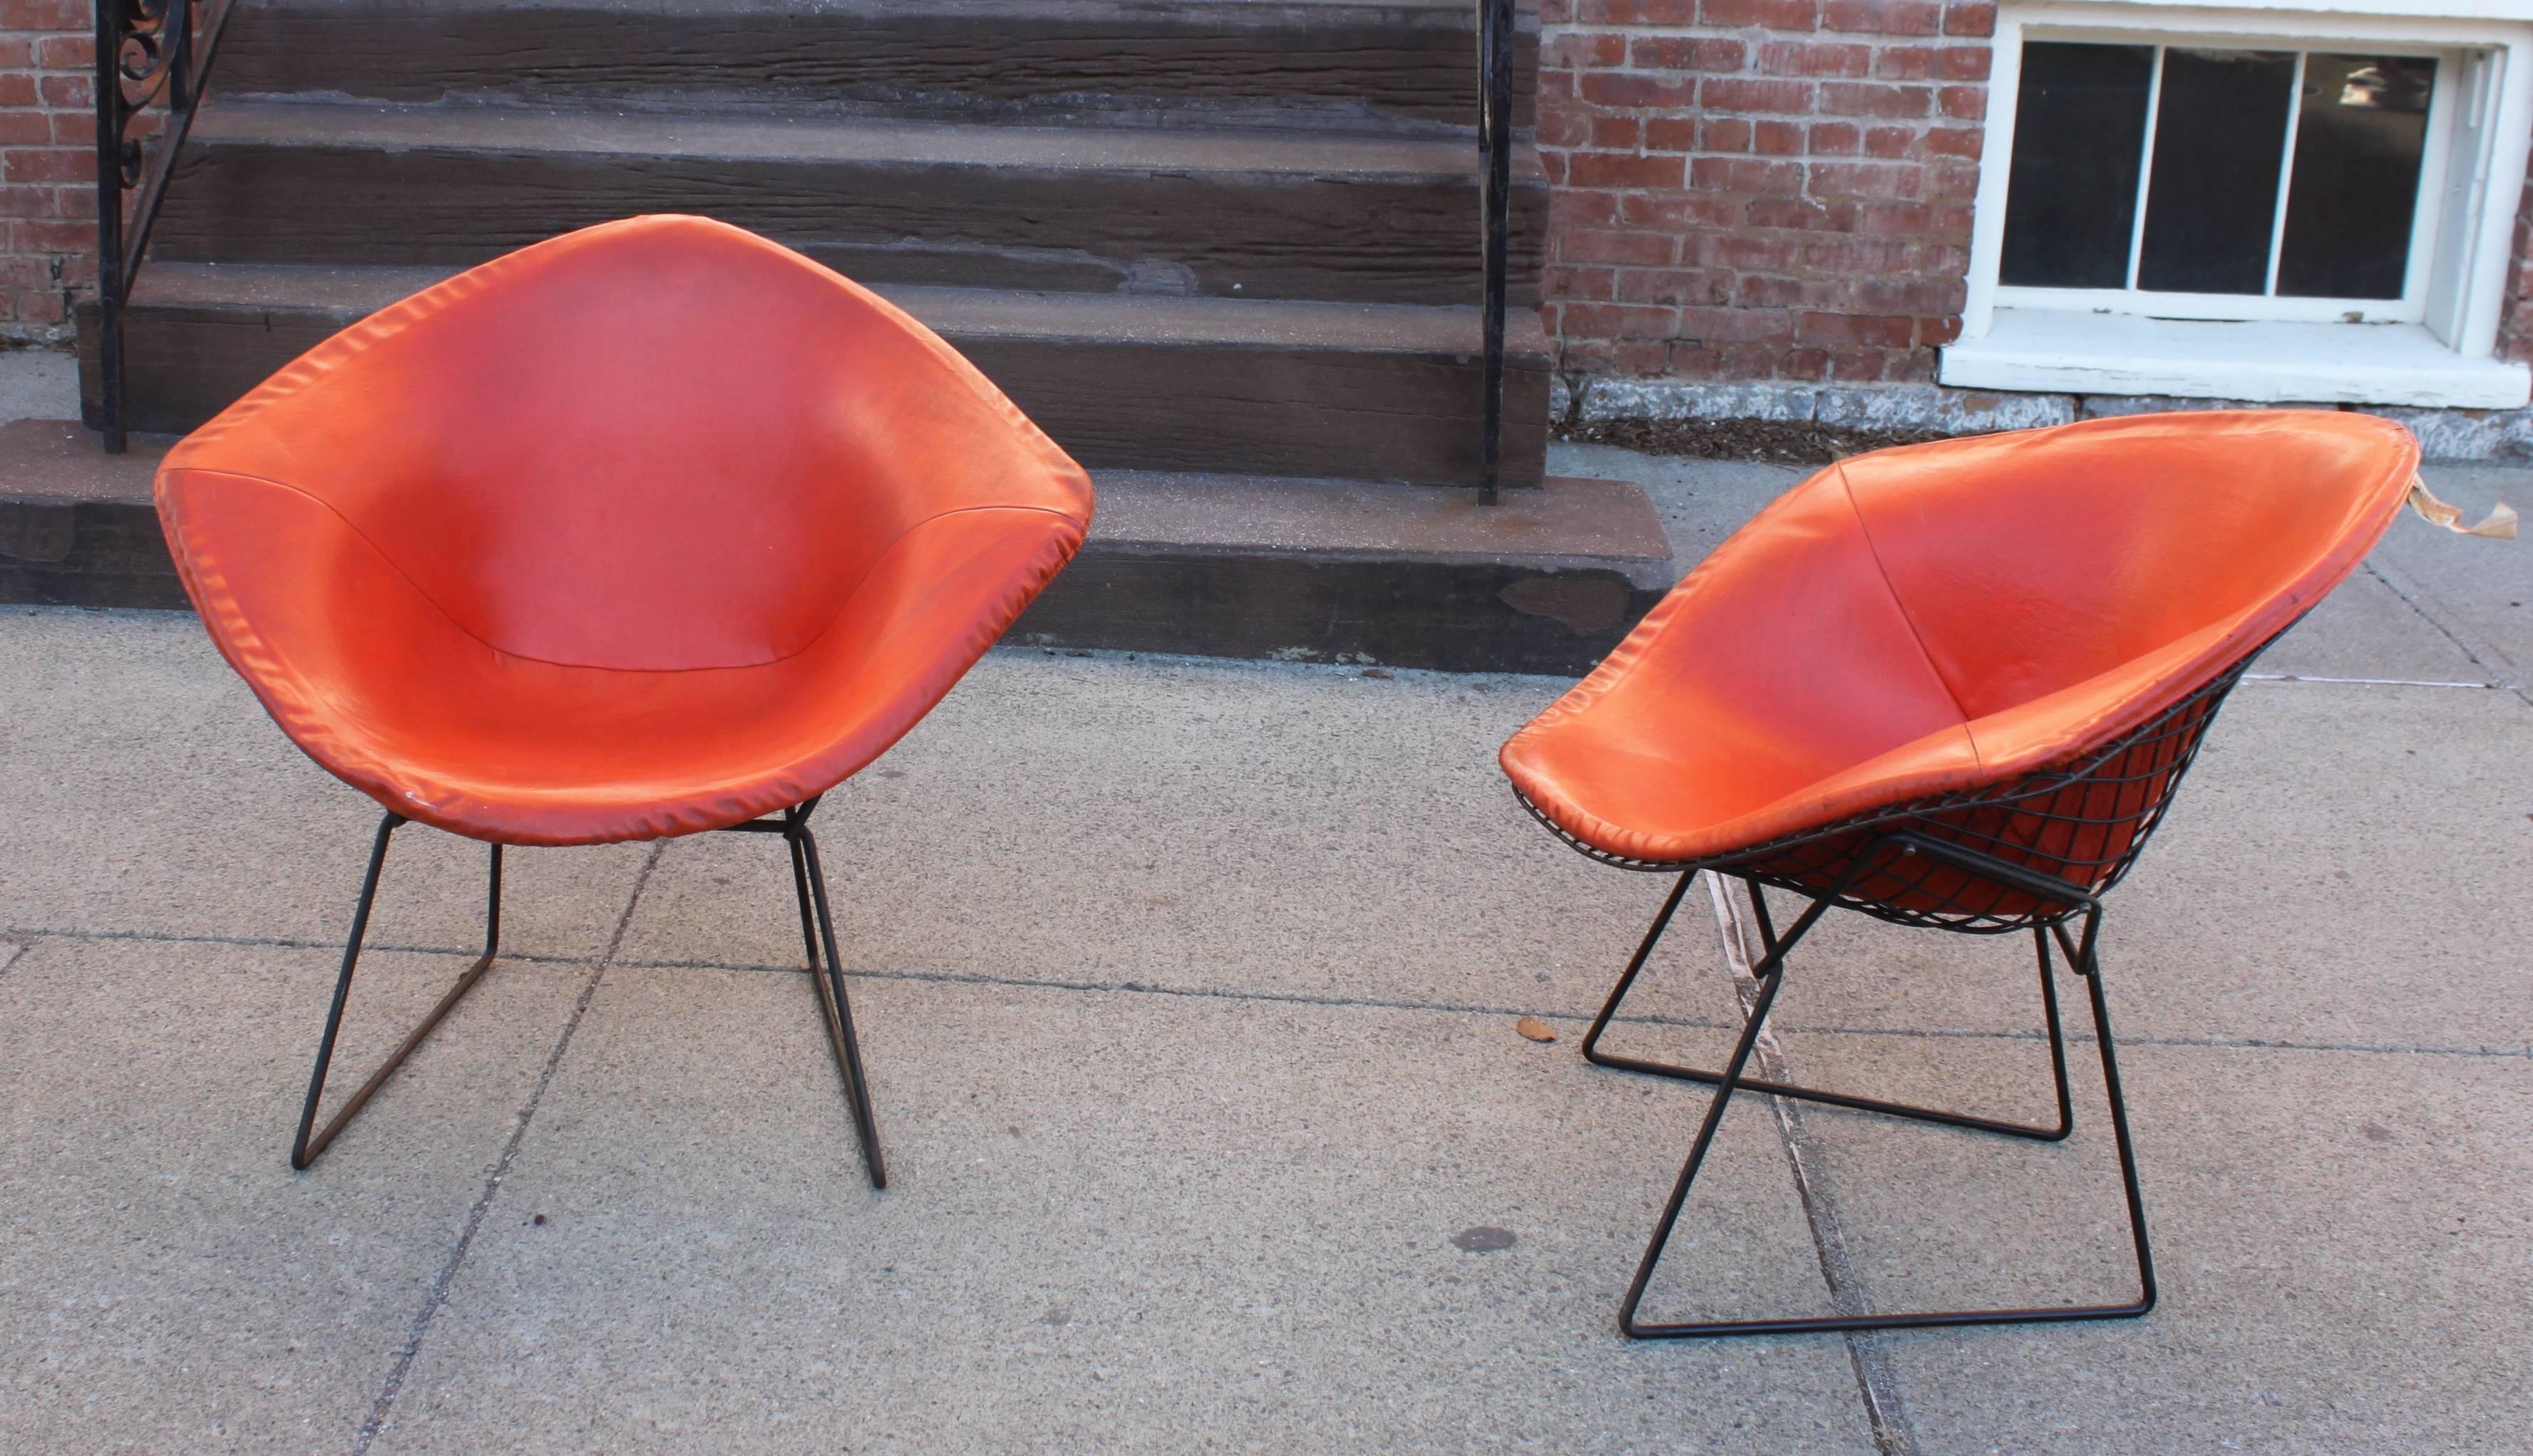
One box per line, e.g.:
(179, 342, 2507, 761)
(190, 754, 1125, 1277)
(153, 103, 1548, 306)
(79, 271, 1551, 486)
(215, 0, 1537, 132)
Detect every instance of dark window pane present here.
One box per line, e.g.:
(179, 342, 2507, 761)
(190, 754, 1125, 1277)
(2276, 54, 2436, 300)
(2000, 42, 2155, 288)
(2137, 48, 2298, 294)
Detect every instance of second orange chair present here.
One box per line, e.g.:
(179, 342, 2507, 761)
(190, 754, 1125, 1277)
(1504, 411, 2418, 1338)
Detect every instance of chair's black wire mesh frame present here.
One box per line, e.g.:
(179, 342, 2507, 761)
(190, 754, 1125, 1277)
(1519, 648, 2264, 931)
(290, 795, 885, 1187)
(1519, 635, 2283, 1338)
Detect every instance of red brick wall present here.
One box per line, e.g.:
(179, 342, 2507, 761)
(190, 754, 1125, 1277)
(1537, 0, 1994, 385)
(0, 0, 94, 345)
(5, 3, 2531, 386)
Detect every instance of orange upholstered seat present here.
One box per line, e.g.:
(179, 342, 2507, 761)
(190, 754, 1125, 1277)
(1504, 411, 2417, 876)
(1506, 411, 2419, 1341)
(157, 216, 1090, 1185)
(158, 214, 1093, 846)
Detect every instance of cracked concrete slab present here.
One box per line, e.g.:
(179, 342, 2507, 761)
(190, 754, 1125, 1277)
(6, 535, 2529, 1453)
(362, 968, 1875, 1455)
(1764, 1031, 2533, 1456)
(2365, 466, 2533, 698)
(0, 934, 600, 1454)
(0, 606, 650, 959)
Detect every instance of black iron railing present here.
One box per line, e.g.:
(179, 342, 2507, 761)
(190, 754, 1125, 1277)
(92, 0, 235, 453)
(1474, 0, 1514, 505)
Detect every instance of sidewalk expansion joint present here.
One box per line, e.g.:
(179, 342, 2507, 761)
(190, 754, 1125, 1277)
(1709, 874, 1923, 1456)
(615, 953, 1752, 1032)
(1758, 1017, 2533, 1062)
(605, 952, 2533, 1061)
(2358, 561, 2529, 709)
(29, 923, 2522, 1060)
(349, 840, 666, 1456)
(0, 923, 597, 965)
(2242, 672, 2495, 688)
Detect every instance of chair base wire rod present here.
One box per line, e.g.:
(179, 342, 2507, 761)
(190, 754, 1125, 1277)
(788, 798, 888, 1189)
(1582, 873, 2077, 1142)
(1600, 859, 2156, 1338)
(292, 814, 502, 1170)
(290, 797, 888, 1190)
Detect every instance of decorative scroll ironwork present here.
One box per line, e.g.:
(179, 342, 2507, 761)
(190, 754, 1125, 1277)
(92, 0, 235, 453)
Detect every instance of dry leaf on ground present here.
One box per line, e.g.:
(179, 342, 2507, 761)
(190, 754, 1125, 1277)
(1514, 1016, 1558, 1043)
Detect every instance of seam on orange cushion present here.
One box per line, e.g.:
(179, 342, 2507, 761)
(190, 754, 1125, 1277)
(791, 502, 1087, 659)
(165, 465, 1081, 676)
(389, 507, 1087, 844)
(160, 465, 517, 664)
(165, 218, 1095, 675)
(1505, 414, 2425, 867)
(155, 217, 1099, 843)
(170, 217, 1094, 536)
(154, 473, 436, 829)
(1832, 458, 1978, 760)
(169, 478, 1084, 845)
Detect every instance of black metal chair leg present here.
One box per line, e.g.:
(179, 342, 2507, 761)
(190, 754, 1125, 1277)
(787, 807, 887, 1190)
(293, 797, 890, 1187)
(1582, 872, 2076, 1142)
(292, 813, 503, 1170)
(1615, 892, 2155, 1339)
(783, 807, 823, 973)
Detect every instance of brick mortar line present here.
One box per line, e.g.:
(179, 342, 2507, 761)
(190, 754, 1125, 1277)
(348, 839, 667, 1456)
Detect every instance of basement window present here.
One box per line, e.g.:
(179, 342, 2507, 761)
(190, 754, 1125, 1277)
(1946, 2, 2533, 409)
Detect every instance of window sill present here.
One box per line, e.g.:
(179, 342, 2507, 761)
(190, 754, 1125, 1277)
(1939, 309, 2532, 410)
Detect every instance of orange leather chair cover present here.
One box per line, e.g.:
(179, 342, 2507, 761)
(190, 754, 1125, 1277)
(157, 215, 1094, 845)
(1504, 411, 2419, 875)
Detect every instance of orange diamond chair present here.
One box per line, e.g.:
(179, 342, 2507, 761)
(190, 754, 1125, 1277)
(1503, 411, 2418, 1338)
(155, 216, 1094, 1185)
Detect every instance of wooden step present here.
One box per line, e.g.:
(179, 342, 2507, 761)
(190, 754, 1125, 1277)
(213, 0, 1537, 134)
(1018, 469, 1673, 671)
(78, 263, 1552, 487)
(0, 423, 185, 609)
(0, 421, 1666, 672)
(152, 99, 1547, 306)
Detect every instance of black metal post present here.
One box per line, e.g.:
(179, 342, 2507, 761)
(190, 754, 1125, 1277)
(92, 0, 127, 454)
(167, 0, 190, 113)
(1476, 0, 1514, 505)
(88, 0, 235, 454)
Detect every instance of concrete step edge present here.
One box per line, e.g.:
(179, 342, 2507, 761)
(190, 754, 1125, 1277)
(1, 421, 1661, 672)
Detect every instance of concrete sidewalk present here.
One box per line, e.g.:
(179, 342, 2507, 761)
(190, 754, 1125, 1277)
(2, 439, 2528, 1454)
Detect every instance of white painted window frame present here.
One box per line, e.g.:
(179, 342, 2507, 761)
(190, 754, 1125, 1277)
(1958, 0, 2533, 376)
(1987, 36, 2458, 324)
